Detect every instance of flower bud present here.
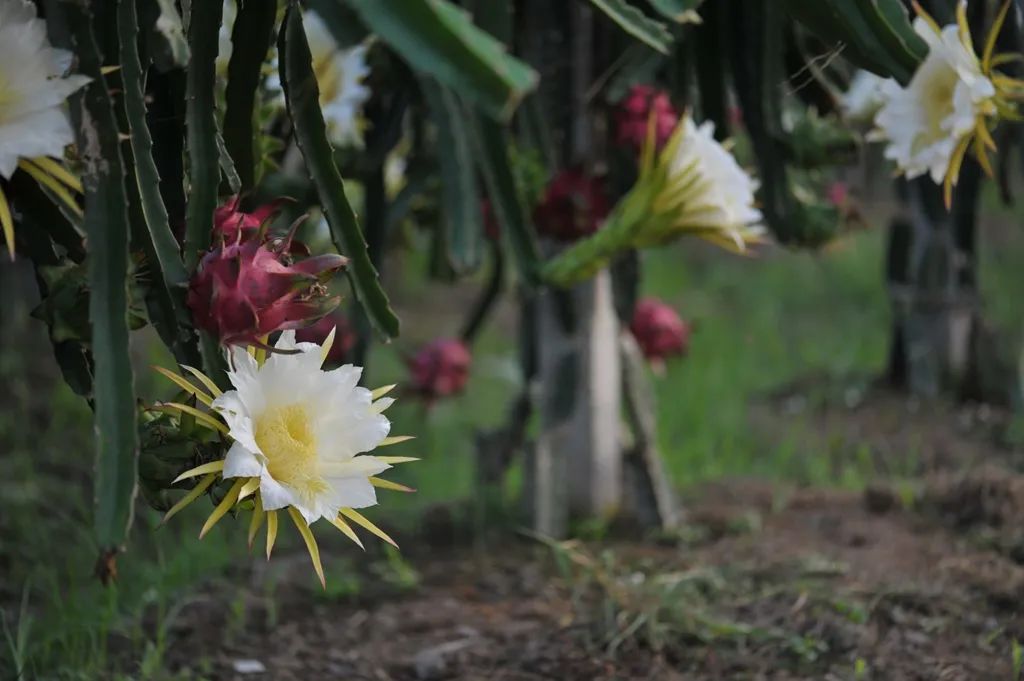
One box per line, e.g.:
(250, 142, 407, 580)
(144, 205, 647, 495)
(407, 338, 471, 400)
(615, 85, 678, 153)
(630, 298, 690, 363)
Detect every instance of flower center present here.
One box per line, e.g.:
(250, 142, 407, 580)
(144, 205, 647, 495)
(0, 78, 23, 122)
(314, 51, 343, 106)
(255, 404, 324, 494)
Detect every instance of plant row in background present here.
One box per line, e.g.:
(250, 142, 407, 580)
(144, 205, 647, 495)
(2, 0, 1022, 583)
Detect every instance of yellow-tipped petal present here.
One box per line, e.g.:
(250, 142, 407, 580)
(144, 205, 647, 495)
(153, 402, 229, 434)
(248, 497, 265, 549)
(153, 366, 213, 407)
(329, 514, 365, 549)
(199, 478, 245, 538)
(911, 1, 942, 36)
(237, 476, 261, 501)
(266, 510, 278, 559)
(369, 477, 416, 493)
(955, 0, 972, 52)
(0, 188, 14, 259)
(162, 473, 218, 524)
(288, 507, 325, 588)
(371, 384, 397, 400)
(180, 365, 223, 398)
(339, 508, 398, 548)
(376, 456, 420, 464)
(380, 435, 414, 447)
(983, 1, 1013, 73)
(18, 160, 83, 218)
(320, 326, 337, 366)
(172, 460, 225, 484)
(26, 156, 83, 193)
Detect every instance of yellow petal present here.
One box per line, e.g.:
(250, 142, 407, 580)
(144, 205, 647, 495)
(18, 160, 83, 218)
(376, 456, 420, 464)
(153, 402, 229, 434)
(26, 156, 83, 193)
(0, 188, 14, 259)
(248, 497, 265, 549)
(199, 478, 245, 539)
(266, 510, 279, 559)
(288, 507, 325, 588)
(339, 508, 398, 548)
(180, 364, 223, 397)
(237, 476, 261, 501)
(371, 384, 397, 400)
(380, 435, 414, 447)
(153, 365, 213, 407)
(172, 460, 225, 484)
(369, 476, 415, 493)
(320, 326, 337, 366)
(329, 514, 365, 550)
(162, 473, 218, 524)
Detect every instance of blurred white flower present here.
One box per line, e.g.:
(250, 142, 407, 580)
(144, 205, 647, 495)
(0, 0, 89, 179)
(216, 0, 237, 77)
(653, 116, 764, 251)
(0, 0, 89, 256)
(268, 9, 371, 148)
(303, 10, 371, 148)
(841, 70, 888, 123)
(873, 12, 996, 187)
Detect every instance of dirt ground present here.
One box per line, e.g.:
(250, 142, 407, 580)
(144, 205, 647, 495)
(154, 387, 1024, 681)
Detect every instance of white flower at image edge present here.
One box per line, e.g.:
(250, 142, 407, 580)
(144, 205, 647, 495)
(874, 16, 996, 183)
(269, 9, 371, 148)
(212, 331, 393, 525)
(662, 117, 764, 246)
(0, 0, 90, 178)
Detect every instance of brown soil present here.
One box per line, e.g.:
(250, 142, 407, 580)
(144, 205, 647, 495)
(157, 462, 1024, 681)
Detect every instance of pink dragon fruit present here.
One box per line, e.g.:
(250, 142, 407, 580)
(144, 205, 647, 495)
(407, 338, 472, 400)
(213, 196, 281, 243)
(295, 308, 357, 365)
(615, 85, 678, 153)
(532, 168, 610, 242)
(630, 298, 690, 364)
(187, 235, 347, 347)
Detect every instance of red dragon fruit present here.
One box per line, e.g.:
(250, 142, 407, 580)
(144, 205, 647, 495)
(213, 196, 281, 243)
(532, 168, 610, 242)
(630, 298, 690, 365)
(295, 308, 357, 365)
(407, 338, 472, 400)
(187, 235, 347, 347)
(615, 85, 678, 153)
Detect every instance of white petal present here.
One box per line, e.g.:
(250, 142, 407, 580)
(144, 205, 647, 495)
(320, 455, 390, 478)
(259, 472, 299, 511)
(328, 477, 378, 509)
(223, 441, 264, 478)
